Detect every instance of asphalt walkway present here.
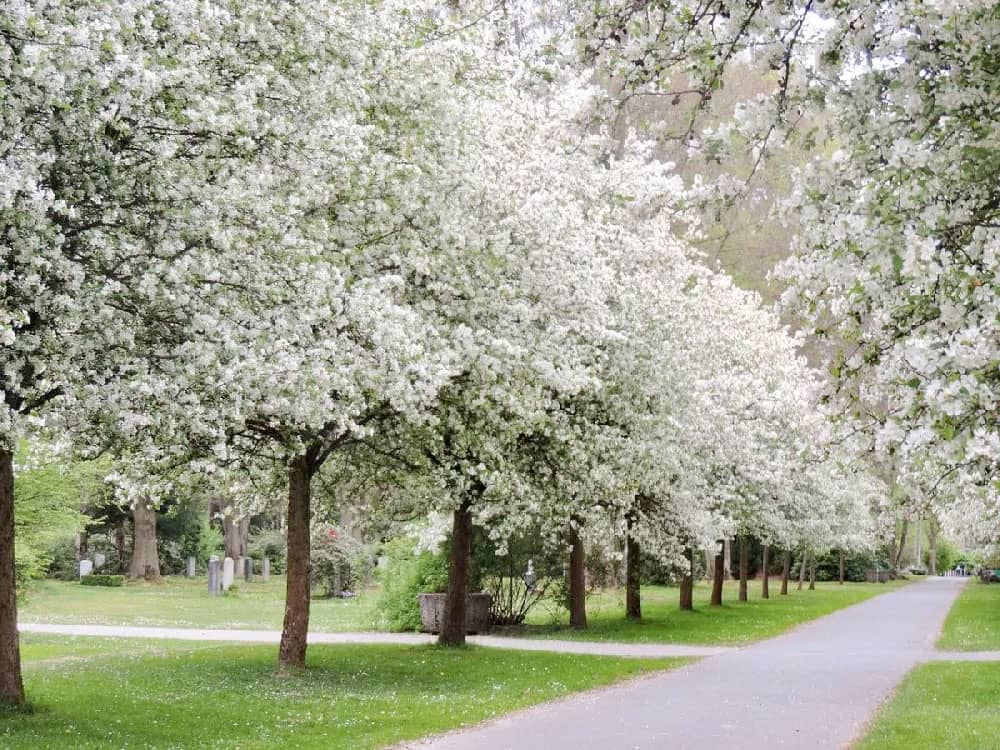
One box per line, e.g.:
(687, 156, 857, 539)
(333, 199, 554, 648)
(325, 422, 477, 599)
(403, 576, 972, 750)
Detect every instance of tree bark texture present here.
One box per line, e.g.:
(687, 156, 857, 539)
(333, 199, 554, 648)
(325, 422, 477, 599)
(723, 538, 732, 580)
(223, 514, 250, 561)
(568, 523, 587, 629)
(738, 536, 749, 602)
(114, 524, 126, 569)
(928, 519, 939, 575)
(625, 514, 641, 620)
(780, 551, 791, 595)
(679, 548, 694, 611)
(797, 551, 807, 591)
(809, 556, 817, 590)
(0, 449, 25, 706)
(761, 544, 770, 599)
(279, 455, 313, 670)
(892, 520, 909, 573)
(839, 549, 846, 584)
(439, 500, 473, 645)
(710, 540, 724, 606)
(128, 502, 161, 580)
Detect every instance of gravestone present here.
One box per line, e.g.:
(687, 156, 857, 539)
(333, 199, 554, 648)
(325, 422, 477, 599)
(78, 559, 93, 579)
(244, 557, 253, 583)
(262, 558, 270, 581)
(186, 556, 196, 578)
(208, 559, 220, 595)
(222, 557, 235, 591)
(93, 552, 106, 570)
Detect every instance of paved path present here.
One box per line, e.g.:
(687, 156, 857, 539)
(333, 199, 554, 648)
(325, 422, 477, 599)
(17, 622, 730, 659)
(403, 577, 971, 750)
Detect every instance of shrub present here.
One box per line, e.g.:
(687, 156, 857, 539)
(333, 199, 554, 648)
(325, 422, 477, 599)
(473, 528, 564, 626)
(376, 537, 449, 632)
(80, 574, 125, 587)
(311, 524, 373, 597)
(45, 536, 81, 581)
(249, 528, 287, 574)
(815, 550, 889, 582)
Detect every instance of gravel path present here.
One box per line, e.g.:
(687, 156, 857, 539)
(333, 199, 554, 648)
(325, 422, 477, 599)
(17, 622, 731, 658)
(402, 577, 970, 750)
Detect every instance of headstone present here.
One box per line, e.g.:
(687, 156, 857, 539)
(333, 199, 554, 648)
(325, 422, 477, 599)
(186, 556, 196, 578)
(222, 557, 235, 591)
(92, 552, 106, 570)
(78, 559, 93, 579)
(262, 558, 270, 581)
(244, 557, 253, 583)
(208, 559, 220, 595)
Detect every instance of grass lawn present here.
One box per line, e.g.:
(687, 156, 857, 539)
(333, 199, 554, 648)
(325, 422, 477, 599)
(20, 576, 380, 631)
(20, 577, 904, 647)
(517, 579, 907, 645)
(937, 581, 1000, 650)
(6, 635, 687, 749)
(856, 662, 1000, 750)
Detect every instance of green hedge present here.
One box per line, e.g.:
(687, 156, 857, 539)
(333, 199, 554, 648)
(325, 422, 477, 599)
(80, 574, 126, 587)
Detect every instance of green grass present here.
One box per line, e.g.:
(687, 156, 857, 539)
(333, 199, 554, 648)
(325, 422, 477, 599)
(21, 577, 904, 647)
(856, 662, 1000, 750)
(5, 637, 687, 749)
(20, 576, 380, 631)
(517, 580, 906, 645)
(937, 582, 1000, 650)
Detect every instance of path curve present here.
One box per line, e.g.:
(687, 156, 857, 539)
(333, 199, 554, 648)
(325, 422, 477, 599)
(402, 577, 970, 750)
(17, 622, 730, 659)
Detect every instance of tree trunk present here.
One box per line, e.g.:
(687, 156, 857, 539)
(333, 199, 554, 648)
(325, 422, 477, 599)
(0, 449, 25, 707)
(223, 514, 250, 561)
(279, 455, 313, 670)
(710, 540, 724, 606)
(839, 550, 846, 584)
(679, 547, 694, 611)
(128, 502, 161, 580)
(809, 556, 817, 590)
(75, 531, 88, 562)
(780, 551, 791, 595)
(114, 523, 126, 570)
(761, 545, 770, 599)
(892, 520, 909, 573)
(797, 551, 807, 591)
(928, 519, 939, 575)
(738, 536, 749, 602)
(439, 500, 473, 646)
(568, 523, 587, 629)
(625, 514, 641, 620)
(704, 549, 714, 580)
(723, 538, 732, 580)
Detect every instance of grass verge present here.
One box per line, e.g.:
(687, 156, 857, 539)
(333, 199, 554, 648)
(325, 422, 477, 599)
(937, 581, 1000, 650)
(20, 576, 380, 631)
(518, 580, 907, 645)
(855, 662, 1000, 750)
(7, 636, 687, 749)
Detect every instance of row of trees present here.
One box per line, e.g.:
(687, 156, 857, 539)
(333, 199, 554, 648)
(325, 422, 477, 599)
(4, 0, 993, 708)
